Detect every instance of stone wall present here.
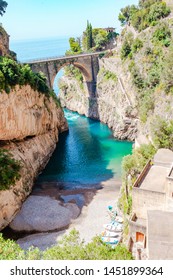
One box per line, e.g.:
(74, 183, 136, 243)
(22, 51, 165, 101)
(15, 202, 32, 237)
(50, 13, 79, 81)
(147, 210, 173, 259)
(132, 188, 166, 219)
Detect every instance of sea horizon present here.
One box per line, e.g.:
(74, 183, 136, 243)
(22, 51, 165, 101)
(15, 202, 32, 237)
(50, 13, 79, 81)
(10, 36, 70, 62)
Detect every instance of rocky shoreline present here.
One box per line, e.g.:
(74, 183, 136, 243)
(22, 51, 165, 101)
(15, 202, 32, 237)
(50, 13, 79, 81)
(0, 85, 68, 230)
(2, 178, 121, 250)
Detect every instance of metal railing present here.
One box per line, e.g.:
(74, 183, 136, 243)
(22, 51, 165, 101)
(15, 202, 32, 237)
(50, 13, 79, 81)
(21, 50, 107, 64)
(133, 159, 152, 188)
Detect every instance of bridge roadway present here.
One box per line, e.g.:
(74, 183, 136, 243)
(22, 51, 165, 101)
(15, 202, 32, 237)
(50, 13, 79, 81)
(23, 51, 106, 64)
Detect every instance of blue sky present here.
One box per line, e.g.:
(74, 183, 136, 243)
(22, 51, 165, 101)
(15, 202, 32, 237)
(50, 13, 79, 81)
(1, 0, 138, 41)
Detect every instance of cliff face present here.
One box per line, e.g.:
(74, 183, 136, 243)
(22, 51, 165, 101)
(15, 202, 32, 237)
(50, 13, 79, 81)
(0, 26, 9, 56)
(59, 15, 173, 146)
(59, 58, 138, 141)
(0, 86, 68, 230)
(0, 85, 67, 140)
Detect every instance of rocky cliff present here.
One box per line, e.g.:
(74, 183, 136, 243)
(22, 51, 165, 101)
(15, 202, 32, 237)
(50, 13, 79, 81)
(59, 58, 138, 141)
(0, 25, 9, 57)
(0, 85, 68, 230)
(59, 14, 173, 147)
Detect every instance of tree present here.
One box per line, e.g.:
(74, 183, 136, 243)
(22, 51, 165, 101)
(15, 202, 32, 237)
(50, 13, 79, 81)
(118, 5, 138, 26)
(139, 0, 161, 9)
(86, 20, 93, 50)
(68, 37, 82, 54)
(93, 29, 108, 50)
(0, 0, 8, 16)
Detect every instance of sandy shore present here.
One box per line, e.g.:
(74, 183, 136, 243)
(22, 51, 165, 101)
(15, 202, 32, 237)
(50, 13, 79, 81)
(15, 177, 121, 250)
(63, 178, 121, 243)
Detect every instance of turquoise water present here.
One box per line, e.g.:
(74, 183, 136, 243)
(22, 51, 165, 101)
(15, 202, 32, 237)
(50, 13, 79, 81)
(37, 110, 132, 186)
(11, 37, 133, 187)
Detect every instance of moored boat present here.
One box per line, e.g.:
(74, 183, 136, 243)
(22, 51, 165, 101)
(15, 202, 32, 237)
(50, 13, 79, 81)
(103, 223, 123, 232)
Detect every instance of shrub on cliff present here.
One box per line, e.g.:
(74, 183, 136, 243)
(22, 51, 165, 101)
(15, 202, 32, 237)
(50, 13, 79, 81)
(118, 144, 156, 215)
(0, 57, 61, 107)
(151, 117, 173, 149)
(119, 0, 171, 32)
(152, 22, 171, 47)
(0, 149, 21, 191)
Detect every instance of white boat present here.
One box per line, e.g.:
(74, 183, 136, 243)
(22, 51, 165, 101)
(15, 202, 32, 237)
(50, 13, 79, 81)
(101, 236, 119, 244)
(114, 216, 123, 223)
(101, 230, 120, 238)
(103, 223, 123, 232)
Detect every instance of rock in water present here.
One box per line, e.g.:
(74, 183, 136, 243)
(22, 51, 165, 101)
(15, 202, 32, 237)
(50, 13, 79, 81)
(9, 195, 80, 232)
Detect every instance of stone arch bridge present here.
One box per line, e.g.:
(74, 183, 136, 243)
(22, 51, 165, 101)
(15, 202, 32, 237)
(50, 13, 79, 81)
(26, 52, 104, 96)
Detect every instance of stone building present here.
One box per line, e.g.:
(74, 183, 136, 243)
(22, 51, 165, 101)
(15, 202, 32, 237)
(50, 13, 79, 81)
(129, 149, 173, 259)
(103, 27, 115, 33)
(0, 24, 10, 56)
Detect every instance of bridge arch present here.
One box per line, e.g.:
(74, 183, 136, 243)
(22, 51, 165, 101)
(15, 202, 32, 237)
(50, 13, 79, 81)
(51, 61, 92, 89)
(29, 53, 100, 96)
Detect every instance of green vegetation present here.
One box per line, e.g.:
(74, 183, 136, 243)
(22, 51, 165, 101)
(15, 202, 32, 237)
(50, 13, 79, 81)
(0, 230, 133, 260)
(121, 33, 144, 60)
(0, 234, 41, 260)
(92, 28, 108, 50)
(0, 57, 49, 94)
(161, 46, 173, 93)
(99, 67, 117, 82)
(0, 57, 61, 108)
(121, 20, 173, 124)
(64, 36, 84, 90)
(118, 0, 171, 32)
(82, 22, 118, 51)
(152, 22, 171, 46)
(131, 38, 143, 53)
(118, 144, 156, 215)
(0, 149, 21, 191)
(86, 20, 93, 50)
(64, 65, 84, 89)
(151, 117, 173, 149)
(138, 90, 155, 123)
(0, 57, 60, 106)
(121, 39, 132, 59)
(0, 0, 7, 16)
(66, 37, 82, 55)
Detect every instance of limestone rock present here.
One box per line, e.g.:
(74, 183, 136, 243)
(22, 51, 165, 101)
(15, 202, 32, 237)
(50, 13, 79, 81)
(64, 203, 81, 219)
(59, 57, 138, 141)
(0, 85, 68, 230)
(9, 195, 80, 232)
(0, 85, 68, 140)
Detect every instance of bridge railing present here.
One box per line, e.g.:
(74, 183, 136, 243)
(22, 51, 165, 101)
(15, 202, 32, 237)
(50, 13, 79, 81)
(20, 50, 107, 64)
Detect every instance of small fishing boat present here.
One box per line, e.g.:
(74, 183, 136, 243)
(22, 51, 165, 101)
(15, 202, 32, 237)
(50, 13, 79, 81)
(101, 230, 120, 238)
(114, 216, 123, 223)
(101, 236, 119, 244)
(103, 223, 123, 232)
